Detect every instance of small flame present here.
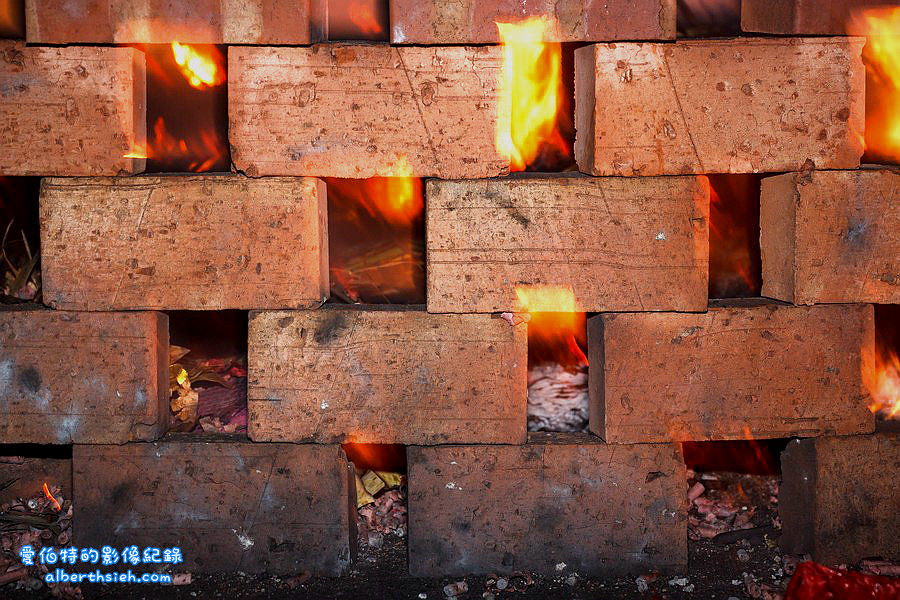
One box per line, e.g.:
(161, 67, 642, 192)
(856, 8, 900, 162)
(42, 482, 61, 512)
(515, 285, 587, 368)
(348, 2, 382, 35)
(124, 117, 226, 172)
(862, 346, 900, 419)
(171, 42, 225, 89)
(495, 17, 569, 172)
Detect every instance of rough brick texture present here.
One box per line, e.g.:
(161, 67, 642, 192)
(389, 0, 676, 43)
(426, 175, 709, 313)
(589, 302, 875, 443)
(229, 45, 507, 179)
(0, 41, 145, 176)
(0, 309, 168, 444)
(408, 433, 687, 576)
(742, 0, 888, 35)
(40, 176, 328, 310)
(74, 439, 354, 575)
(780, 433, 899, 564)
(575, 38, 864, 176)
(0, 456, 71, 505)
(249, 308, 526, 444)
(760, 169, 899, 305)
(25, 0, 316, 44)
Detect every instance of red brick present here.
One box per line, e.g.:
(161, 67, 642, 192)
(408, 433, 687, 576)
(426, 175, 709, 313)
(589, 302, 875, 443)
(575, 38, 864, 176)
(780, 432, 899, 564)
(760, 170, 900, 305)
(0, 41, 145, 176)
(73, 439, 354, 574)
(0, 309, 168, 444)
(248, 308, 526, 444)
(389, 0, 675, 43)
(25, 0, 316, 44)
(742, 0, 887, 35)
(40, 176, 329, 310)
(228, 45, 507, 179)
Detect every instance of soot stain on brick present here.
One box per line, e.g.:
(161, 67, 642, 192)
(18, 367, 41, 393)
(843, 219, 870, 248)
(314, 312, 348, 345)
(109, 482, 135, 507)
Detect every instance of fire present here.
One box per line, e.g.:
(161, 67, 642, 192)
(334, 155, 422, 227)
(171, 42, 225, 89)
(42, 482, 61, 511)
(704, 175, 761, 298)
(495, 17, 569, 172)
(855, 8, 900, 162)
(348, 2, 382, 35)
(862, 346, 900, 418)
(125, 117, 226, 172)
(515, 285, 587, 368)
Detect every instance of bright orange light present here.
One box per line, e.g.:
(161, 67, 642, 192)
(515, 284, 587, 368)
(495, 17, 569, 172)
(857, 8, 900, 162)
(123, 145, 148, 160)
(42, 482, 61, 512)
(348, 3, 382, 35)
(863, 346, 900, 419)
(337, 155, 423, 227)
(171, 42, 225, 89)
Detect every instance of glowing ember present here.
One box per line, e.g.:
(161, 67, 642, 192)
(515, 285, 587, 368)
(855, 8, 900, 162)
(495, 17, 569, 172)
(862, 346, 900, 418)
(42, 482, 61, 511)
(348, 2, 382, 35)
(171, 42, 225, 89)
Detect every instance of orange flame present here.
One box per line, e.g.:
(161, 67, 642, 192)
(515, 285, 587, 368)
(863, 346, 900, 419)
(124, 117, 226, 172)
(495, 17, 569, 172)
(42, 482, 61, 512)
(171, 42, 225, 89)
(856, 8, 900, 162)
(348, 2, 382, 35)
(706, 176, 758, 296)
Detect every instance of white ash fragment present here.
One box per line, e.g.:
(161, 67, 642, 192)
(527, 363, 588, 432)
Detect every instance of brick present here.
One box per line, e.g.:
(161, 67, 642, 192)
(760, 169, 900, 305)
(426, 175, 709, 313)
(0, 456, 71, 505)
(589, 302, 875, 444)
(742, 0, 886, 35)
(228, 45, 507, 179)
(780, 433, 899, 564)
(248, 308, 526, 444)
(0, 309, 168, 444)
(575, 38, 864, 176)
(0, 41, 145, 176)
(408, 433, 687, 576)
(389, 0, 675, 43)
(73, 439, 354, 574)
(25, 0, 317, 44)
(40, 176, 328, 311)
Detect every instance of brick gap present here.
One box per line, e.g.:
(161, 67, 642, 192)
(708, 173, 763, 299)
(0, 176, 41, 305)
(325, 177, 426, 304)
(140, 43, 230, 174)
(323, 0, 390, 41)
(682, 439, 790, 476)
(0, 444, 72, 512)
(165, 310, 248, 436)
(677, 0, 742, 38)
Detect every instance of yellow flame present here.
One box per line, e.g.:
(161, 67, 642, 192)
(863, 347, 900, 419)
(495, 17, 567, 172)
(858, 8, 900, 161)
(515, 284, 587, 367)
(171, 42, 225, 89)
(42, 482, 61, 512)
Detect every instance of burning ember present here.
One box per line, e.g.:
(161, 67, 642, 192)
(855, 8, 900, 164)
(516, 285, 588, 432)
(495, 18, 571, 172)
(862, 347, 900, 418)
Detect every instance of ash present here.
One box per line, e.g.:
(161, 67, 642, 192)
(527, 363, 588, 432)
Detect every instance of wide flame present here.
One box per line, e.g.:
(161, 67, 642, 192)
(863, 346, 900, 419)
(171, 42, 225, 89)
(856, 8, 900, 162)
(515, 285, 587, 368)
(495, 18, 568, 172)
